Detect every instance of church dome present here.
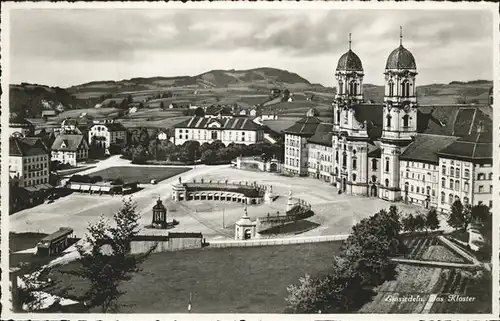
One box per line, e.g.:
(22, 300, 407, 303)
(336, 50, 363, 72)
(385, 45, 416, 70)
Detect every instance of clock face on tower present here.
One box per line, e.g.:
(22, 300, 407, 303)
(403, 104, 411, 113)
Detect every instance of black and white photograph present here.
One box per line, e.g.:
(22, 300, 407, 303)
(1, 2, 498, 319)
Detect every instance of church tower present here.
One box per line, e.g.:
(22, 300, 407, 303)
(379, 27, 418, 201)
(332, 34, 370, 195)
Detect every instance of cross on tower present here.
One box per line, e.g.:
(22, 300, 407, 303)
(400, 26, 403, 46)
(349, 33, 352, 50)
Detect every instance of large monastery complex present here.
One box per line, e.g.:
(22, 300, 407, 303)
(284, 32, 493, 214)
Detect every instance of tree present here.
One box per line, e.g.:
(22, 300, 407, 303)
(425, 208, 440, 231)
(340, 208, 404, 287)
(138, 128, 150, 147)
(414, 213, 426, 232)
(402, 214, 416, 233)
(67, 198, 157, 312)
(448, 200, 466, 229)
(194, 107, 205, 117)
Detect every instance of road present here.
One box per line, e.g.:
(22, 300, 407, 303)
(10, 156, 225, 237)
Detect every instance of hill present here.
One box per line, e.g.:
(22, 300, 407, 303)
(66, 67, 315, 100)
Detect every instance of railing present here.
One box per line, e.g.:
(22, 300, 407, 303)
(208, 234, 349, 248)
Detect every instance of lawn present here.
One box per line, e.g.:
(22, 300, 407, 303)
(48, 241, 342, 313)
(89, 166, 191, 184)
(402, 236, 466, 263)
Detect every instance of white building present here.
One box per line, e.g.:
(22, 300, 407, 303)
(173, 116, 264, 146)
(51, 134, 89, 166)
(88, 121, 127, 151)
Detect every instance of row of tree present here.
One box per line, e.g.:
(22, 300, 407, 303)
(121, 130, 283, 165)
(401, 208, 440, 233)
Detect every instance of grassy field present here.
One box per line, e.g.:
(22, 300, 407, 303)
(402, 236, 467, 263)
(89, 166, 191, 184)
(48, 241, 343, 313)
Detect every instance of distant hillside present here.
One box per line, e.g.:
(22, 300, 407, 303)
(9, 83, 94, 118)
(66, 67, 315, 99)
(362, 81, 493, 105)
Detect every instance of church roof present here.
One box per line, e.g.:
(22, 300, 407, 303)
(284, 116, 322, 136)
(336, 49, 363, 71)
(308, 123, 333, 146)
(416, 106, 492, 137)
(437, 131, 492, 161)
(400, 134, 459, 164)
(385, 45, 417, 70)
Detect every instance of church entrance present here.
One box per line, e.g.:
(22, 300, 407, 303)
(270, 163, 277, 172)
(370, 185, 377, 197)
(342, 178, 346, 192)
(244, 229, 252, 240)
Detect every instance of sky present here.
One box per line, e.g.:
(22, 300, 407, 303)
(9, 8, 494, 87)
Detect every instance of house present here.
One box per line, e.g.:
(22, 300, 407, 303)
(42, 110, 57, 119)
(157, 129, 175, 143)
(204, 105, 233, 119)
(173, 116, 265, 146)
(88, 120, 128, 153)
(9, 115, 35, 137)
(51, 134, 89, 166)
(9, 136, 51, 189)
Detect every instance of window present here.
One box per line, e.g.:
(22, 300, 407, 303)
(464, 182, 469, 192)
(406, 170, 409, 178)
(441, 192, 445, 204)
(454, 180, 459, 191)
(371, 175, 377, 183)
(448, 194, 453, 204)
(478, 173, 485, 180)
(337, 110, 341, 124)
(488, 173, 493, 180)
(442, 165, 446, 175)
(385, 179, 389, 187)
(402, 80, 410, 97)
(371, 159, 378, 171)
(342, 152, 347, 168)
(411, 185, 414, 192)
(404, 182, 409, 192)
(465, 169, 470, 178)
(490, 185, 493, 193)
(479, 185, 484, 193)
(464, 197, 469, 204)
(455, 168, 460, 178)
(352, 173, 357, 182)
(338, 81, 343, 95)
(335, 151, 339, 162)
(335, 167, 338, 176)
(386, 115, 392, 127)
(385, 157, 390, 172)
(349, 81, 358, 95)
(352, 157, 357, 170)
(450, 167, 454, 177)
(489, 200, 492, 209)
(416, 186, 420, 193)
(402, 114, 409, 127)
(449, 180, 453, 189)
(388, 80, 394, 96)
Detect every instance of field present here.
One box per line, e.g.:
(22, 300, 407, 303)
(89, 166, 191, 184)
(48, 242, 343, 313)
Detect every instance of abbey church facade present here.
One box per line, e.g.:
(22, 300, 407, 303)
(283, 31, 493, 214)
